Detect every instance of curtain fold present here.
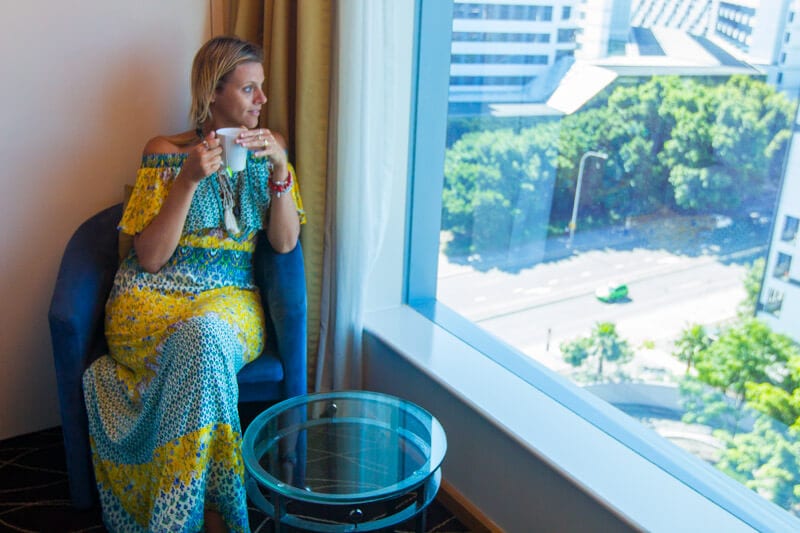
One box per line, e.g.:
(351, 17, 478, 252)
(229, 0, 331, 389)
(230, 0, 398, 391)
(314, 1, 401, 391)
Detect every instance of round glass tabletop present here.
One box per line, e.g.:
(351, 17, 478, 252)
(242, 390, 447, 505)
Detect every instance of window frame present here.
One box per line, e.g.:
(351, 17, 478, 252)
(404, 0, 800, 530)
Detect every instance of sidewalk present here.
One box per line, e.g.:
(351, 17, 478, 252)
(441, 212, 768, 275)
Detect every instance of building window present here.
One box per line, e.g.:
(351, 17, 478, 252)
(555, 49, 575, 61)
(453, 2, 552, 21)
(451, 54, 549, 65)
(562, 6, 572, 20)
(774, 252, 792, 279)
(411, 0, 800, 523)
(557, 28, 577, 43)
(762, 288, 784, 315)
(452, 31, 551, 43)
(449, 75, 534, 86)
(782, 215, 799, 242)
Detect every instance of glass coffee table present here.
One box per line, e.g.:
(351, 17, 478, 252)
(243, 390, 447, 532)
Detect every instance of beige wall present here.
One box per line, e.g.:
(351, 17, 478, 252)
(0, 1, 212, 439)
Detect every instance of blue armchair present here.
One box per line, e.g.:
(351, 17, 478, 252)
(48, 203, 307, 509)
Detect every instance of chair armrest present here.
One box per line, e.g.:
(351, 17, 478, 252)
(48, 203, 122, 508)
(254, 236, 308, 399)
(49, 204, 122, 382)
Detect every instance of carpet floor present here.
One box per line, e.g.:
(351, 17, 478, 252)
(0, 427, 469, 532)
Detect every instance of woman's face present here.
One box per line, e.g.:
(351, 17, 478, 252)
(210, 61, 266, 129)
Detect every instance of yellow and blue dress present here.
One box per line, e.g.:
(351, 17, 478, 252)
(82, 152, 303, 532)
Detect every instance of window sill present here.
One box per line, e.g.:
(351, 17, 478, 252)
(363, 305, 800, 532)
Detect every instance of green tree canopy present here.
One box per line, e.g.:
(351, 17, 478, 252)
(693, 319, 797, 404)
(561, 321, 633, 381)
(441, 75, 794, 259)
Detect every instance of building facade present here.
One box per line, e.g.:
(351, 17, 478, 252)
(449, 0, 580, 114)
(629, 0, 800, 96)
(757, 108, 800, 342)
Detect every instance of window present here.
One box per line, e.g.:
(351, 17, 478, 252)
(762, 288, 784, 315)
(452, 31, 551, 43)
(453, 2, 551, 21)
(409, 0, 800, 525)
(557, 28, 577, 43)
(782, 215, 799, 242)
(562, 6, 572, 20)
(775, 252, 792, 279)
(451, 54, 549, 65)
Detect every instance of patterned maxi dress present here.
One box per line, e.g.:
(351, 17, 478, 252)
(82, 152, 303, 532)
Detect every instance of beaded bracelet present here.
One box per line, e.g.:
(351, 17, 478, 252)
(268, 170, 293, 198)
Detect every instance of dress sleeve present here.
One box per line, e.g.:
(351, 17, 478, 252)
(287, 162, 307, 225)
(118, 165, 177, 235)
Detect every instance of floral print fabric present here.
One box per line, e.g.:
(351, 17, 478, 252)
(83, 153, 301, 532)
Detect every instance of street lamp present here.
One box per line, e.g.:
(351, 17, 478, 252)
(568, 150, 608, 248)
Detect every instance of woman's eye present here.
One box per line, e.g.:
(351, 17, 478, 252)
(243, 86, 253, 93)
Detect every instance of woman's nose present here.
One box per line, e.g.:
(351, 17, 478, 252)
(255, 88, 267, 104)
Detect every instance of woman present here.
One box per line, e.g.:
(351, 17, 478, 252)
(82, 36, 303, 532)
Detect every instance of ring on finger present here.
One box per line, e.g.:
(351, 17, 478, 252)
(264, 138, 270, 149)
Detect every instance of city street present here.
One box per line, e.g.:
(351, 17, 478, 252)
(437, 220, 766, 383)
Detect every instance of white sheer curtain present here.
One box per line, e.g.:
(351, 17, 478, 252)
(315, 0, 405, 391)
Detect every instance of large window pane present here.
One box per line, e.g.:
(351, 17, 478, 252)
(434, 0, 800, 520)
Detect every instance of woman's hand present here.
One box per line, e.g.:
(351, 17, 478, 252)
(236, 127, 288, 173)
(180, 132, 223, 184)
(234, 127, 300, 252)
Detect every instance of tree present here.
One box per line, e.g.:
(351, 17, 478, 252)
(673, 323, 712, 373)
(561, 322, 633, 381)
(693, 319, 796, 405)
(441, 74, 793, 258)
(739, 258, 765, 317)
(677, 317, 800, 515)
(658, 76, 793, 213)
(442, 123, 560, 257)
(715, 416, 800, 515)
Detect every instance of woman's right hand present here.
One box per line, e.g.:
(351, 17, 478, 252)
(180, 132, 223, 183)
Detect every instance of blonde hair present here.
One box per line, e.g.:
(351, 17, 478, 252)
(189, 36, 264, 134)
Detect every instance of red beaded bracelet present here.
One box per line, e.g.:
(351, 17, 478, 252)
(268, 171, 293, 198)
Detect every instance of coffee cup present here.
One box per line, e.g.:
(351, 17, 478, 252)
(216, 128, 248, 172)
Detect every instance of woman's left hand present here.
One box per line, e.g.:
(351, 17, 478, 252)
(236, 127, 287, 169)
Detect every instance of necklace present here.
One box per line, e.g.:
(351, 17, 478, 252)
(218, 167, 241, 235)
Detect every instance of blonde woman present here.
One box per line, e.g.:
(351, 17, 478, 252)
(82, 36, 303, 532)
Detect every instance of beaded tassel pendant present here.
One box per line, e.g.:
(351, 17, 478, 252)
(218, 167, 241, 235)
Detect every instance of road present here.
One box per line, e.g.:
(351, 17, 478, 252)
(437, 245, 754, 380)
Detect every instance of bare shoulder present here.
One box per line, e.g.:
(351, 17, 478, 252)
(142, 135, 180, 156)
(142, 131, 195, 155)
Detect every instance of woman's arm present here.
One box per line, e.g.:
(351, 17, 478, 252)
(266, 158, 301, 253)
(134, 132, 223, 273)
(236, 129, 301, 253)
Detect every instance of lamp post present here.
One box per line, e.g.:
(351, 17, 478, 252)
(568, 150, 608, 248)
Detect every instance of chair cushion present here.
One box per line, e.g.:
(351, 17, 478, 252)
(237, 351, 284, 384)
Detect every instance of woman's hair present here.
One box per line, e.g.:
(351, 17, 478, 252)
(190, 36, 264, 133)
